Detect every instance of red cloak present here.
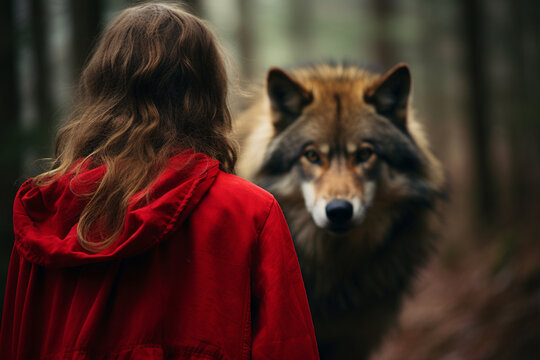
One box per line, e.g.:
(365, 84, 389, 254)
(0, 151, 319, 359)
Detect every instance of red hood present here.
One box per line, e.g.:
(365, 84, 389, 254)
(13, 150, 220, 267)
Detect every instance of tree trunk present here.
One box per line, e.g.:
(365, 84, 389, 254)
(506, 0, 540, 224)
(0, 0, 21, 311)
(461, 0, 495, 227)
(30, 0, 54, 154)
(371, 0, 397, 69)
(69, 0, 103, 80)
(238, 0, 255, 80)
(289, 0, 313, 62)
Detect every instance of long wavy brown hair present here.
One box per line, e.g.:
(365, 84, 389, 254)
(34, 2, 237, 252)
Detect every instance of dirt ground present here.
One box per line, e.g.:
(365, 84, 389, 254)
(372, 222, 540, 360)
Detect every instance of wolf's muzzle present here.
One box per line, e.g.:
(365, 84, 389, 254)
(325, 199, 353, 226)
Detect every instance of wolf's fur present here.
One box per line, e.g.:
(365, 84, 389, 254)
(235, 63, 445, 359)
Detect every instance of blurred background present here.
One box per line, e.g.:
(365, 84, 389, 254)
(1, 0, 539, 358)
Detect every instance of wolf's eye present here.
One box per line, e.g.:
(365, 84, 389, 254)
(304, 149, 321, 164)
(356, 146, 374, 163)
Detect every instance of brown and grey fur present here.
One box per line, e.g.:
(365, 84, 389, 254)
(235, 63, 445, 359)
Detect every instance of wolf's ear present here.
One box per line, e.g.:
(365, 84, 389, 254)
(267, 67, 313, 132)
(364, 63, 411, 131)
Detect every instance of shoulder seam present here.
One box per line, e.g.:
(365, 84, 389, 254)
(255, 198, 276, 244)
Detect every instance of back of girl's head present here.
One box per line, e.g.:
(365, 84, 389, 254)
(36, 2, 236, 252)
(67, 2, 235, 168)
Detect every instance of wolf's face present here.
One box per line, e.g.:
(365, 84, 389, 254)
(260, 64, 430, 234)
(297, 138, 379, 233)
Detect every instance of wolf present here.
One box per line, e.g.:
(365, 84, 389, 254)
(235, 63, 445, 359)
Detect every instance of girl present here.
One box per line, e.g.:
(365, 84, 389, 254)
(0, 3, 318, 359)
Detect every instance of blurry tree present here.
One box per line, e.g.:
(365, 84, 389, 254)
(288, 0, 313, 62)
(0, 0, 20, 306)
(69, 0, 104, 80)
(30, 0, 54, 154)
(460, 0, 540, 229)
(506, 0, 540, 223)
(461, 0, 495, 226)
(238, 0, 255, 80)
(417, 0, 447, 139)
(371, 0, 397, 69)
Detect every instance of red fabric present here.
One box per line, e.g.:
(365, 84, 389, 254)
(0, 150, 319, 359)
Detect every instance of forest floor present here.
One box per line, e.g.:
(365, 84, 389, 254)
(372, 210, 540, 360)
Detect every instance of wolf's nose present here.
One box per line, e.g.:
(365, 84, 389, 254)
(325, 200, 353, 225)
